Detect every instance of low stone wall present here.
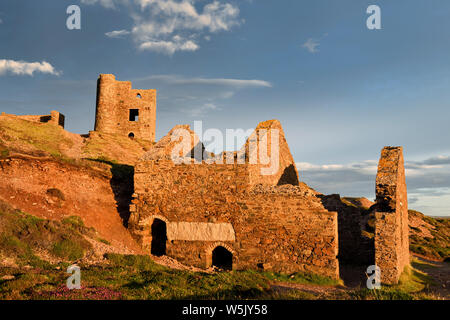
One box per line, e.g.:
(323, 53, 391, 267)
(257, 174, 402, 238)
(0, 111, 65, 128)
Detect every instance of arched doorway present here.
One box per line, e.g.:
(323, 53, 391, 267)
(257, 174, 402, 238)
(151, 219, 167, 256)
(212, 246, 233, 270)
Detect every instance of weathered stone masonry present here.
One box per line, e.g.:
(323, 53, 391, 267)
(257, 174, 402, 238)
(374, 147, 409, 284)
(129, 121, 339, 279)
(94, 74, 157, 142)
(1, 110, 65, 128)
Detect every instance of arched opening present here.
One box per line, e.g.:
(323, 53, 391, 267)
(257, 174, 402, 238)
(151, 219, 167, 256)
(128, 132, 135, 139)
(212, 246, 233, 270)
(136, 93, 142, 99)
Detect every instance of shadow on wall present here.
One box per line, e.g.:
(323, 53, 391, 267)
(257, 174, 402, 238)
(319, 194, 375, 287)
(87, 158, 134, 228)
(277, 164, 299, 186)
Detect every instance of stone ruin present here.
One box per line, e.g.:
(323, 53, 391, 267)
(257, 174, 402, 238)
(127, 113, 410, 283)
(94, 74, 157, 142)
(128, 121, 340, 278)
(1, 74, 411, 284)
(374, 147, 410, 284)
(0, 110, 65, 128)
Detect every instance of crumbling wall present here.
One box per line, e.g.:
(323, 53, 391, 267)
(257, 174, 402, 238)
(1, 111, 65, 128)
(94, 74, 156, 142)
(129, 160, 339, 278)
(374, 146, 409, 284)
(243, 120, 300, 186)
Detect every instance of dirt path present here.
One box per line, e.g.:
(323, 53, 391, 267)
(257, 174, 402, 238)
(270, 282, 346, 299)
(413, 256, 450, 299)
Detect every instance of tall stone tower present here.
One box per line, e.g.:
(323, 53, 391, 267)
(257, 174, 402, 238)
(94, 74, 157, 142)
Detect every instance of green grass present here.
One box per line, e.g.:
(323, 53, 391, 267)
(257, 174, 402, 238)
(348, 263, 436, 300)
(260, 270, 342, 286)
(0, 253, 344, 300)
(51, 239, 86, 261)
(0, 201, 92, 266)
(409, 210, 450, 261)
(0, 117, 73, 158)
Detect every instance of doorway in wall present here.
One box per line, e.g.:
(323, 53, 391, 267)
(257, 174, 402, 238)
(212, 246, 233, 270)
(151, 219, 167, 256)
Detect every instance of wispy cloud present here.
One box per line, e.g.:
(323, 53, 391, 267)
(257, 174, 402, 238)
(105, 29, 131, 38)
(302, 38, 320, 53)
(80, 0, 117, 9)
(139, 38, 199, 55)
(132, 74, 271, 116)
(184, 102, 220, 116)
(82, 0, 242, 55)
(0, 59, 60, 76)
(136, 74, 272, 88)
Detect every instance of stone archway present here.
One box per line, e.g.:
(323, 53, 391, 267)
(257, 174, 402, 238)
(211, 246, 233, 270)
(151, 218, 167, 256)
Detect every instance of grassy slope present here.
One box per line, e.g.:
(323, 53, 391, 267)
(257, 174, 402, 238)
(0, 117, 74, 158)
(0, 202, 439, 300)
(0, 116, 153, 165)
(0, 201, 95, 267)
(0, 117, 447, 300)
(409, 210, 450, 261)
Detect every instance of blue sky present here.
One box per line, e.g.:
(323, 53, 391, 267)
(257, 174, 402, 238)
(1, 0, 450, 216)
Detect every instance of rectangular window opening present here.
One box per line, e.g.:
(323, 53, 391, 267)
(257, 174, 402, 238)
(129, 109, 139, 122)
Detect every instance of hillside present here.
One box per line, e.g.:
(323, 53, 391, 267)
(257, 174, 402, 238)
(0, 116, 449, 300)
(0, 115, 153, 165)
(0, 115, 145, 253)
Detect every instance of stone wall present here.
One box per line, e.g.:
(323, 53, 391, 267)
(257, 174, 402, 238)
(374, 146, 409, 284)
(129, 160, 339, 279)
(243, 120, 299, 186)
(94, 74, 156, 142)
(1, 110, 65, 128)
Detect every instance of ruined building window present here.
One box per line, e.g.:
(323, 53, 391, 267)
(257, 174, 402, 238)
(151, 219, 167, 256)
(136, 93, 142, 99)
(129, 109, 139, 122)
(212, 246, 233, 270)
(128, 132, 135, 139)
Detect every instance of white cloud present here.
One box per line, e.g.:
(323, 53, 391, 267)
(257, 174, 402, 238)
(105, 29, 131, 38)
(0, 59, 60, 76)
(139, 38, 199, 55)
(136, 74, 272, 88)
(83, 0, 241, 54)
(302, 38, 320, 53)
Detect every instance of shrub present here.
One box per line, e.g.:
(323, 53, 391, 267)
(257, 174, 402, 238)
(52, 239, 85, 261)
